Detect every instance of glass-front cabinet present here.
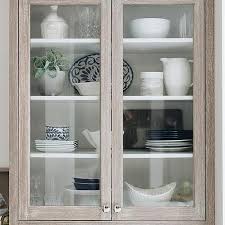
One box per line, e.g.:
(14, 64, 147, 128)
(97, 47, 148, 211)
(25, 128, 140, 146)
(12, 0, 213, 224)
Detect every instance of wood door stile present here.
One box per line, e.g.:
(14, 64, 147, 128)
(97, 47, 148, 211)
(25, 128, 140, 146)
(9, 0, 19, 224)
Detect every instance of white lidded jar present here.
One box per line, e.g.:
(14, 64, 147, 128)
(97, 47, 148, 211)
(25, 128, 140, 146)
(41, 5, 69, 39)
(140, 72, 164, 96)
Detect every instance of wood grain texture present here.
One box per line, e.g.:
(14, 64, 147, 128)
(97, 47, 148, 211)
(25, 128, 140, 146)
(18, 0, 112, 221)
(30, 0, 101, 5)
(9, 0, 19, 225)
(18, 0, 30, 220)
(205, 0, 215, 224)
(100, 0, 112, 219)
(112, 0, 123, 220)
(122, 0, 197, 4)
(112, 0, 206, 221)
(18, 221, 207, 225)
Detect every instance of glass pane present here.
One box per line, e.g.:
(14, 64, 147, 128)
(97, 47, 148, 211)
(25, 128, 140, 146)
(123, 5, 194, 207)
(30, 5, 101, 206)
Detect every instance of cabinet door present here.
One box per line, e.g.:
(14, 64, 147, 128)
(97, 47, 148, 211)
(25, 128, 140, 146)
(18, 0, 111, 220)
(112, 0, 205, 220)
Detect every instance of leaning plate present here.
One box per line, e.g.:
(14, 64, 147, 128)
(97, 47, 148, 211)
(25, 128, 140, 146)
(147, 146, 192, 152)
(69, 53, 133, 92)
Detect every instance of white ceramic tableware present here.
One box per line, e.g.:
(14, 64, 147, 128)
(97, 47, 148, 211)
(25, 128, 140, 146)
(38, 70, 66, 96)
(140, 72, 164, 96)
(41, 5, 68, 39)
(125, 182, 176, 207)
(63, 185, 100, 206)
(74, 82, 100, 96)
(82, 129, 100, 150)
(130, 18, 170, 38)
(146, 146, 192, 152)
(160, 58, 192, 96)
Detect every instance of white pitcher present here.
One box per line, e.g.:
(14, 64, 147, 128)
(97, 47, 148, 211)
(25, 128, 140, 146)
(160, 58, 192, 96)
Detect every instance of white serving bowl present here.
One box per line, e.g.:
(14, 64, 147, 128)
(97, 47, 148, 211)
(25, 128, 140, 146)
(74, 82, 100, 96)
(82, 129, 100, 150)
(125, 182, 176, 207)
(130, 18, 170, 38)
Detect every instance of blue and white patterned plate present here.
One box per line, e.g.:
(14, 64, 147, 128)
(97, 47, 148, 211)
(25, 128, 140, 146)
(69, 53, 133, 92)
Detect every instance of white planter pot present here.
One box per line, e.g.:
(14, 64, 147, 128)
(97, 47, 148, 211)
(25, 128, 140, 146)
(38, 71, 66, 96)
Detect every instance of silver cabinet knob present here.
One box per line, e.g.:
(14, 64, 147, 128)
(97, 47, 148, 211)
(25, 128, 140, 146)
(102, 205, 110, 213)
(114, 205, 122, 213)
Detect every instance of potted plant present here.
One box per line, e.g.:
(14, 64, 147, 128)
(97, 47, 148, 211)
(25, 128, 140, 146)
(32, 49, 69, 96)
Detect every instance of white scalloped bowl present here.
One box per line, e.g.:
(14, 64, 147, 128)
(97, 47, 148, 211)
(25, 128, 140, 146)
(74, 82, 100, 96)
(125, 182, 176, 206)
(130, 18, 170, 38)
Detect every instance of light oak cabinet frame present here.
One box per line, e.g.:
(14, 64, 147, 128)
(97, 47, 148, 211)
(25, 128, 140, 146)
(9, 0, 215, 224)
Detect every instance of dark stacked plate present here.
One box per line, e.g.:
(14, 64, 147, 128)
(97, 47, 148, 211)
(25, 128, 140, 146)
(145, 130, 193, 152)
(73, 177, 100, 190)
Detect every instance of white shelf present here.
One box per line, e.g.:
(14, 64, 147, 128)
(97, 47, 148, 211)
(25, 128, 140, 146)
(30, 96, 99, 102)
(30, 38, 192, 54)
(30, 150, 193, 159)
(30, 150, 99, 159)
(30, 38, 100, 53)
(123, 151, 193, 159)
(30, 96, 192, 102)
(123, 38, 193, 53)
(123, 96, 193, 101)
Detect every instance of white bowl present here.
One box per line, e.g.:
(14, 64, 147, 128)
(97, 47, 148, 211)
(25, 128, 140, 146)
(130, 18, 170, 38)
(125, 182, 176, 207)
(82, 129, 100, 150)
(74, 82, 100, 96)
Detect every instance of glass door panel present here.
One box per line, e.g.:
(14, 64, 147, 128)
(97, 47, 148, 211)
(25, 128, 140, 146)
(112, 0, 205, 220)
(123, 4, 194, 207)
(30, 4, 101, 207)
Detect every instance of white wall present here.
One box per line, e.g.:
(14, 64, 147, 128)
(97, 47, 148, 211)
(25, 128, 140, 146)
(0, 0, 9, 169)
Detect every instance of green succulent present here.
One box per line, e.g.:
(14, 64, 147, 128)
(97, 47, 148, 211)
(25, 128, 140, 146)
(32, 49, 69, 79)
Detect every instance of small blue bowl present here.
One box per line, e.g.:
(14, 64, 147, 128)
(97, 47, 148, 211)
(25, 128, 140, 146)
(74, 182, 100, 190)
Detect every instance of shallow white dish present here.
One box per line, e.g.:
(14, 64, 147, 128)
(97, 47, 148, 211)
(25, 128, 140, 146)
(130, 18, 170, 38)
(146, 141, 192, 147)
(36, 147, 75, 153)
(146, 146, 192, 152)
(82, 129, 100, 150)
(74, 82, 100, 96)
(147, 139, 192, 143)
(35, 140, 77, 145)
(125, 182, 176, 207)
(63, 185, 100, 206)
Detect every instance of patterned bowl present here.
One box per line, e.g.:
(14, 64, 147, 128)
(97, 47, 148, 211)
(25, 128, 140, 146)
(45, 126, 70, 141)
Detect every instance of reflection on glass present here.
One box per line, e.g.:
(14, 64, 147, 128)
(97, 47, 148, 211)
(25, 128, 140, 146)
(30, 5, 101, 206)
(123, 4, 194, 207)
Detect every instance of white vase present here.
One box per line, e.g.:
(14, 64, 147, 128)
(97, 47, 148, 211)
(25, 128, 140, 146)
(41, 5, 68, 39)
(160, 58, 192, 96)
(38, 71, 66, 96)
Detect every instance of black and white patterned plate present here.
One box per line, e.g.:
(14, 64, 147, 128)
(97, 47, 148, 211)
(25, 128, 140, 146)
(69, 53, 133, 92)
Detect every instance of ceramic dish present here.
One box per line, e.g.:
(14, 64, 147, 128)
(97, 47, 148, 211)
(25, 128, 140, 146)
(45, 125, 70, 141)
(63, 185, 100, 206)
(73, 82, 100, 96)
(69, 53, 133, 92)
(125, 182, 176, 206)
(73, 182, 100, 190)
(73, 177, 100, 183)
(130, 18, 170, 38)
(82, 129, 100, 149)
(146, 146, 192, 152)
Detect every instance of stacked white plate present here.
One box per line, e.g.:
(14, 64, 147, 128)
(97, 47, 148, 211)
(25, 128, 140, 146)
(145, 139, 193, 152)
(35, 140, 78, 153)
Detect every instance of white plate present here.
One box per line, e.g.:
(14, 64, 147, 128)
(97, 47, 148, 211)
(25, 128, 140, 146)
(64, 185, 100, 195)
(35, 140, 77, 144)
(36, 148, 75, 153)
(146, 139, 192, 143)
(147, 146, 192, 152)
(145, 142, 192, 147)
(35, 144, 77, 147)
